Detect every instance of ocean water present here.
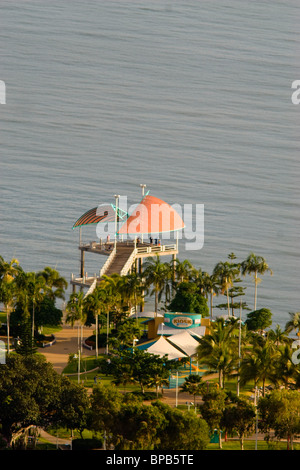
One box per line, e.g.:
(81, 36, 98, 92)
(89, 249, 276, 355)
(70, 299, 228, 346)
(0, 0, 299, 328)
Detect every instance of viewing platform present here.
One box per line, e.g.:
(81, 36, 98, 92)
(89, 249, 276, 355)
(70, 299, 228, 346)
(70, 190, 184, 293)
(70, 239, 178, 290)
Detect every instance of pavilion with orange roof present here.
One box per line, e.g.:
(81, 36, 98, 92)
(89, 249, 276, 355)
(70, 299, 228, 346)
(70, 188, 185, 294)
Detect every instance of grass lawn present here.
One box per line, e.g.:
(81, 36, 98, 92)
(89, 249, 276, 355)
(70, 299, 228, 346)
(63, 355, 100, 375)
(207, 439, 300, 451)
(62, 354, 141, 391)
(36, 438, 57, 450)
(41, 324, 62, 335)
(44, 427, 94, 440)
(0, 311, 7, 327)
(40, 427, 299, 451)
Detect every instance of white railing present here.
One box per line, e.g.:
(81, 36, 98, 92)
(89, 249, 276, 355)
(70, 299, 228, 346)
(135, 244, 176, 254)
(120, 249, 136, 276)
(79, 240, 112, 253)
(71, 273, 98, 284)
(100, 246, 116, 277)
(120, 243, 177, 276)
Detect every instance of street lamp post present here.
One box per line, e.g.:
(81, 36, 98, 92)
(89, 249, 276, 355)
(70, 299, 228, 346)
(175, 371, 178, 407)
(114, 194, 120, 251)
(77, 324, 81, 384)
(140, 184, 146, 197)
(237, 300, 242, 396)
(106, 310, 109, 355)
(255, 386, 260, 450)
(77, 348, 81, 384)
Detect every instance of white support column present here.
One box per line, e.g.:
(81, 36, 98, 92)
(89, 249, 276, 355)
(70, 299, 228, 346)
(114, 194, 120, 251)
(140, 184, 146, 243)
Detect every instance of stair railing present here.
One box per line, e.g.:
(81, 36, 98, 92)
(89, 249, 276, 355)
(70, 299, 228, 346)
(100, 246, 116, 277)
(120, 249, 136, 276)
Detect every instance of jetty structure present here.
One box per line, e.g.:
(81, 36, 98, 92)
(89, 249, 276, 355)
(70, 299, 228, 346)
(70, 186, 185, 295)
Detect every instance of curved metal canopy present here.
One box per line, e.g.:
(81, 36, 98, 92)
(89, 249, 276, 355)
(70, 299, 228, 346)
(72, 203, 128, 229)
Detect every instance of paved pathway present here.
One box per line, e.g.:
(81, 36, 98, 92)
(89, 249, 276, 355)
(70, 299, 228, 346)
(38, 324, 96, 374)
(38, 428, 72, 449)
(38, 328, 299, 449)
(39, 324, 201, 406)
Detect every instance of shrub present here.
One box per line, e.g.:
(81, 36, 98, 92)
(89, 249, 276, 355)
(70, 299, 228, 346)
(72, 438, 103, 450)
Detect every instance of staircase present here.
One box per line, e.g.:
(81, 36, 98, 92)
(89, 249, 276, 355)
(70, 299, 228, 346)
(71, 241, 178, 290)
(103, 245, 135, 277)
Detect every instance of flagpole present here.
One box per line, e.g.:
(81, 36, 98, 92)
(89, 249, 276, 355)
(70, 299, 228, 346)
(175, 371, 178, 407)
(114, 194, 120, 251)
(140, 184, 146, 243)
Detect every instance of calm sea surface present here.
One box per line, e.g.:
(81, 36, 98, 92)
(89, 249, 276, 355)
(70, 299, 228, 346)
(0, 1, 299, 328)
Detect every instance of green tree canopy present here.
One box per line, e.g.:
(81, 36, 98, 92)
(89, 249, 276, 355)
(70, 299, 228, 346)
(0, 354, 88, 446)
(153, 401, 210, 450)
(258, 389, 300, 450)
(199, 385, 227, 449)
(221, 396, 256, 450)
(167, 281, 209, 316)
(110, 319, 142, 350)
(108, 348, 174, 395)
(245, 308, 272, 334)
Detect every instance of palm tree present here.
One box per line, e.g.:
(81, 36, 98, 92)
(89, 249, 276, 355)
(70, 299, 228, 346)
(202, 272, 219, 320)
(101, 275, 124, 327)
(197, 318, 238, 388)
(66, 291, 85, 327)
(0, 257, 21, 353)
(82, 286, 108, 358)
(273, 343, 299, 389)
(15, 270, 46, 339)
(190, 267, 209, 297)
(285, 311, 300, 338)
(180, 374, 203, 405)
(267, 324, 289, 347)
(0, 256, 20, 282)
(213, 261, 239, 317)
(37, 266, 68, 301)
(173, 259, 194, 285)
(241, 253, 272, 310)
(30, 274, 46, 339)
(147, 371, 170, 398)
(66, 290, 87, 357)
(123, 272, 145, 320)
(112, 319, 142, 349)
(240, 338, 278, 396)
(0, 281, 15, 354)
(143, 256, 171, 316)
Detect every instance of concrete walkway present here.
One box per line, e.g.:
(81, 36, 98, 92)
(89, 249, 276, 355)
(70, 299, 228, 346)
(38, 324, 96, 374)
(38, 428, 72, 449)
(38, 328, 297, 449)
(38, 324, 200, 406)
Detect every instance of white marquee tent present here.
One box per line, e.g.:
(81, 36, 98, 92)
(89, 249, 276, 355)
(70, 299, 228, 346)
(157, 324, 206, 338)
(167, 330, 200, 357)
(145, 335, 187, 360)
(128, 311, 164, 319)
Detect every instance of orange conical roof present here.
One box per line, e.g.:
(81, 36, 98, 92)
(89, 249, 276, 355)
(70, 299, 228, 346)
(118, 195, 185, 235)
